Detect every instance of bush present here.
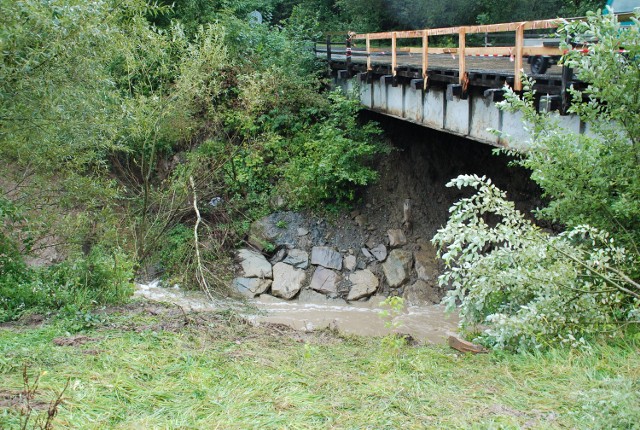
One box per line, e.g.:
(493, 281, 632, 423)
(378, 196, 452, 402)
(435, 11, 640, 351)
(0, 247, 134, 322)
(433, 175, 639, 352)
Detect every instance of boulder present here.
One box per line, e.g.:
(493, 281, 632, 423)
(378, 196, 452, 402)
(237, 249, 272, 279)
(257, 294, 285, 304)
(387, 229, 407, 248)
(309, 266, 341, 295)
(347, 269, 379, 301)
(297, 227, 309, 236)
(233, 277, 272, 298)
(382, 249, 413, 288)
(403, 279, 441, 305)
(343, 255, 357, 271)
(248, 217, 280, 251)
(271, 262, 306, 299)
(414, 246, 439, 284)
(283, 249, 309, 269)
(370, 244, 388, 262)
(311, 246, 343, 270)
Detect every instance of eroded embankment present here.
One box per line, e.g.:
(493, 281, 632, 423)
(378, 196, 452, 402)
(142, 116, 541, 343)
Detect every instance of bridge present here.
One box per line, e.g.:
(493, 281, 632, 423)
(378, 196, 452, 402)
(317, 18, 588, 148)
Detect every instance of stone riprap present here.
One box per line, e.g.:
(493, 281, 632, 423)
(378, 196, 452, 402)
(233, 212, 446, 305)
(382, 249, 413, 288)
(309, 266, 341, 295)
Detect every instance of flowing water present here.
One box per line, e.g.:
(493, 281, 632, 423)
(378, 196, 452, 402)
(135, 281, 459, 344)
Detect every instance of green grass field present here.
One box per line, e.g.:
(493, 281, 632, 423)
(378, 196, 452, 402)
(1, 300, 638, 429)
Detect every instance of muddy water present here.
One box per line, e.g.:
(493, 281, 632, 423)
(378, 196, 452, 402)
(135, 282, 459, 344)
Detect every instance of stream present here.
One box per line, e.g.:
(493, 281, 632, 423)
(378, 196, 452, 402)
(135, 281, 459, 344)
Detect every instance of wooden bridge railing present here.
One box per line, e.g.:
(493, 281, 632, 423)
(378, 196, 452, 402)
(346, 18, 570, 91)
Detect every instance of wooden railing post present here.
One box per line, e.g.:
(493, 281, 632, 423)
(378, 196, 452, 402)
(392, 31, 397, 76)
(514, 24, 524, 91)
(458, 28, 466, 84)
(346, 32, 353, 77)
(366, 34, 371, 71)
(422, 30, 428, 90)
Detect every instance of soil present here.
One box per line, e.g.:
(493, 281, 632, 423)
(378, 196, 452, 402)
(354, 111, 542, 247)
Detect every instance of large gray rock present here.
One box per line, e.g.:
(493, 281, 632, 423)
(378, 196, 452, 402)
(248, 217, 280, 251)
(271, 262, 306, 299)
(237, 249, 272, 279)
(283, 249, 309, 269)
(311, 246, 343, 270)
(382, 249, 413, 288)
(347, 269, 379, 301)
(387, 229, 407, 248)
(309, 266, 341, 295)
(403, 279, 441, 305)
(414, 247, 439, 284)
(370, 244, 388, 262)
(233, 277, 272, 298)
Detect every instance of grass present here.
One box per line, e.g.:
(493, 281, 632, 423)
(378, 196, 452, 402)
(1, 300, 639, 429)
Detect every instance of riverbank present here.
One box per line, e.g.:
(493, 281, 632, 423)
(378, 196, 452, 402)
(1, 300, 638, 429)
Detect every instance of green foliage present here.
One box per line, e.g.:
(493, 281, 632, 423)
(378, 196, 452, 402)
(476, 0, 604, 25)
(379, 296, 405, 328)
(280, 91, 385, 208)
(2, 0, 384, 307)
(0, 247, 134, 323)
(496, 10, 640, 260)
(433, 175, 639, 351)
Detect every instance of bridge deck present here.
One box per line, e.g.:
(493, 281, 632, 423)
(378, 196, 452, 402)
(318, 18, 583, 94)
(319, 49, 565, 93)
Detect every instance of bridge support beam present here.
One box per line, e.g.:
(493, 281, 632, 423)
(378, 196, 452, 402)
(335, 74, 582, 149)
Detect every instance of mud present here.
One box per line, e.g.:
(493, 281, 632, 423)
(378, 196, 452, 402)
(135, 281, 458, 344)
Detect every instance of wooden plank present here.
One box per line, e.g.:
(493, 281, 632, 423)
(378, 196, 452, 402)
(350, 17, 565, 41)
(392, 32, 397, 76)
(459, 28, 466, 84)
(522, 46, 563, 56)
(366, 34, 371, 71)
(422, 30, 428, 89)
(362, 45, 562, 57)
(514, 24, 524, 91)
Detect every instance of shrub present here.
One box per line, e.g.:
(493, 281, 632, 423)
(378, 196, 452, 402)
(433, 175, 639, 352)
(0, 247, 134, 322)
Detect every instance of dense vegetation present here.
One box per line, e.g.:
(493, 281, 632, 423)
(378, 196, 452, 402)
(0, 0, 386, 321)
